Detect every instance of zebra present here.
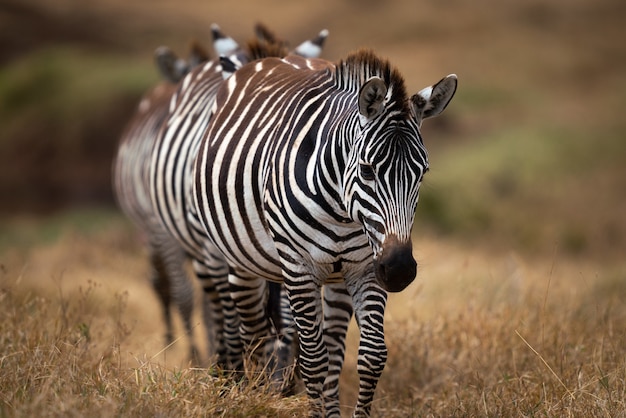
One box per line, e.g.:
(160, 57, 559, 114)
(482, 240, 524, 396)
(114, 24, 318, 362)
(145, 26, 329, 372)
(112, 40, 212, 361)
(192, 50, 457, 416)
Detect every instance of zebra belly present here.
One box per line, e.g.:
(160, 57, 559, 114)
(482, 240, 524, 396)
(203, 212, 371, 284)
(199, 182, 368, 283)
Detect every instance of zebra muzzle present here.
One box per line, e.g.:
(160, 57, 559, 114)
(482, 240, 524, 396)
(373, 238, 417, 292)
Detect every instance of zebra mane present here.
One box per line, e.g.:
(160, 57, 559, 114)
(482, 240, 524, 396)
(246, 38, 290, 60)
(334, 49, 409, 114)
(254, 22, 285, 47)
(187, 39, 211, 66)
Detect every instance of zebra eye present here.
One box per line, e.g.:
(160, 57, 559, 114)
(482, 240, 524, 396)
(359, 163, 375, 181)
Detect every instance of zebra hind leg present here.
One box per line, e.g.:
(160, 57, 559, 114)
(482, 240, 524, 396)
(192, 258, 242, 373)
(229, 274, 282, 388)
(165, 248, 200, 364)
(150, 240, 200, 364)
(266, 282, 300, 395)
(148, 248, 175, 346)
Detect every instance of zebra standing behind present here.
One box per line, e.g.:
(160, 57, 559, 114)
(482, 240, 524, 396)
(112, 41, 210, 361)
(192, 50, 457, 416)
(114, 24, 325, 363)
(146, 26, 329, 371)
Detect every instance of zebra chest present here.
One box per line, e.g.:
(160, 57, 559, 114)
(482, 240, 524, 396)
(263, 186, 372, 274)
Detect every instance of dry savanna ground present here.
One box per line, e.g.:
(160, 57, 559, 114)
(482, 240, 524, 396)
(1, 0, 626, 416)
(1, 211, 625, 417)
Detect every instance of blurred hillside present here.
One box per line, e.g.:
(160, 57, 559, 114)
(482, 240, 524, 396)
(1, 0, 625, 259)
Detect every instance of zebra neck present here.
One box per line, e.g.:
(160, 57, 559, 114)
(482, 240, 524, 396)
(309, 106, 360, 221)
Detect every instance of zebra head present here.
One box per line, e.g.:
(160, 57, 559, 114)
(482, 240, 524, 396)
(347, 72, 457, 292)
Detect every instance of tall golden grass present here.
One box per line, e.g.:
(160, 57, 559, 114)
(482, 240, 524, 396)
(1, 213, 624, 416)
(1, 214, 310, 417)
(2, 0, 625, 416)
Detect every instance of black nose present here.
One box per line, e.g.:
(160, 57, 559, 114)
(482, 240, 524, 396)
(374, 242, 417, 292)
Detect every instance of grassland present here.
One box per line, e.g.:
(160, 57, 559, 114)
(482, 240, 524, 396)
(1, 0, 625, 416)
(1, 211, 625, 416)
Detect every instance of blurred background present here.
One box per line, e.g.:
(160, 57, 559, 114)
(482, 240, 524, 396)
(1, 0, 625, 261)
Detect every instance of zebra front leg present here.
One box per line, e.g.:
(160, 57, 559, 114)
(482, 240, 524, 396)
(148, 234, 195, 352)
(267, 282, 299, 394)
(192, 259, 242, 371)
(345, 278, 388, 418)
(323, 282, 353, 417)
(149, 235, 199, 361)
(228, 274, 275, 379)
(284, 277, 328, 417)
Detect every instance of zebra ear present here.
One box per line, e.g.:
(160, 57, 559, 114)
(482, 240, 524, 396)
(293, 29, 329, 58)
(411, 74, 457, 123)
(154, 46, 189, 83)
(187, 39, 210, 67)
(211, 23, 240, 56)
(359, 77, 388, 120)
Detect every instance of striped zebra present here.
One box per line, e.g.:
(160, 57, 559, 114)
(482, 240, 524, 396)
(192, 50, 457, 416)
(146, 26, 329, 372)
(114, 24, 320, 362)
(113, 40, 211, 360)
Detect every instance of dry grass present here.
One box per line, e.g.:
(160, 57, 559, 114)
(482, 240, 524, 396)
(1, 213, 625, 417)
(338, 237, 626, 416)
(0, 214, 311, 417)
(2, 0, 625, 416)
(0, 280, 310, 417)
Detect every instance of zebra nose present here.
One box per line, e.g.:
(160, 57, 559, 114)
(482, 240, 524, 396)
(374, 240, 417, 293)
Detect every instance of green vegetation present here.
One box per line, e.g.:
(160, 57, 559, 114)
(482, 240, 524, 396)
(0, 46, 156, 212)
(417, 121, 625, 257)
(0, 207, 125, 252)
(0, 46, 154, 146)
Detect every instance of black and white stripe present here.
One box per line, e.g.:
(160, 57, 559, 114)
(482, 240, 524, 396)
(143, 27, 329, 372)
(112, 42, 211, 360)
(113, 26, 274, 365)
(192, 49, 457, 416)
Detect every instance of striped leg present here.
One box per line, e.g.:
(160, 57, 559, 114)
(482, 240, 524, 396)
(228, 273, 273, 374)
(148, 235, 198, 361)
(168, 258, 197, 361)
(147, 247, 174, 344)
(191, 258, 242, 371)
(323, 282, 353, 416)
(267, 282, 299, 393)
(284, 276, 327, 417)
(344, 278, 388, 417)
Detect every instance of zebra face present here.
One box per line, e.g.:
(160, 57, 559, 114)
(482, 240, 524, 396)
(351, 118, 425, 292)
(348, 74, 457, 292)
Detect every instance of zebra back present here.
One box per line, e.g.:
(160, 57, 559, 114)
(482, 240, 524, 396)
(113, 81, 176, 232)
